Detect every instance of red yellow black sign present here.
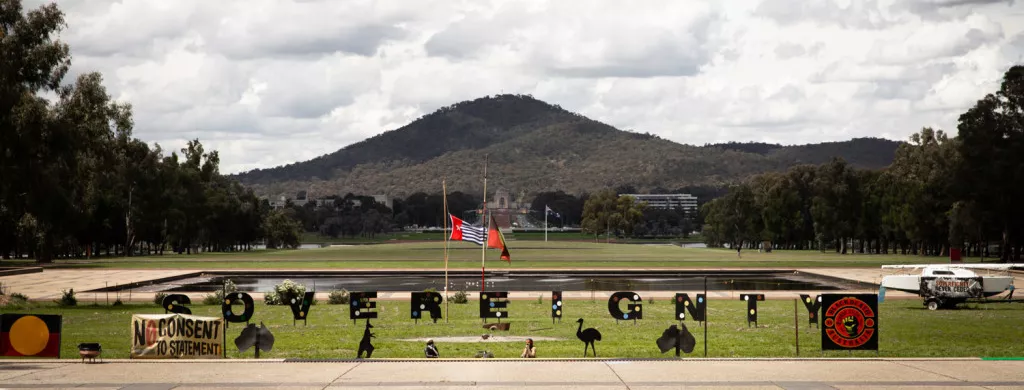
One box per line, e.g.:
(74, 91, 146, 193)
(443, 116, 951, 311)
(820, 294, 879, 351)
(0, 314, 62, 357)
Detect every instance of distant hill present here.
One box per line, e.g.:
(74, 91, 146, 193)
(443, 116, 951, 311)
(231, 94, 903, 199)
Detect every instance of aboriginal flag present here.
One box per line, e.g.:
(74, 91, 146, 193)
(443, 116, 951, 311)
(0, 314, 62, 357)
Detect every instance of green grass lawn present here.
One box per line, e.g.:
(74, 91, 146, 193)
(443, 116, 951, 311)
(4, 299, 1022, 359)
(17, 242, 989, 270)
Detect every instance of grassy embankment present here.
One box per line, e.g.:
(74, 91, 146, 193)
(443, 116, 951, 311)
(3, 299, 1022, 359)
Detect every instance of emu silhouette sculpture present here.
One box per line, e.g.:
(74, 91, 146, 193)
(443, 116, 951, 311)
(357, 321, 375, 358)
(576, 318, 602, 357)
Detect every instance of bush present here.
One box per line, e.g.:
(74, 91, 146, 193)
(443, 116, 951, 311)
(202, 279, 238, 305)
(328, 289, 350, 305)
(448, 290, 468, 304)
(55, 288, 77, 307)
(113, 298, 124, 306)
(154, 292, 168, 305)
(264, 279, 307, 305)
(1, 292, 29, 308)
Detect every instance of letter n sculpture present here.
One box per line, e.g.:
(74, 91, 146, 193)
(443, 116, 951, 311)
(674, 293, 705, 325)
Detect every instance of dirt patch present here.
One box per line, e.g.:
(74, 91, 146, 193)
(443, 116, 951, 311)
(397, 336, 564, 343)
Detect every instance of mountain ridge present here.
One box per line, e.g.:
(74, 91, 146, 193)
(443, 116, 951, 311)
(231, 94, 903, 199)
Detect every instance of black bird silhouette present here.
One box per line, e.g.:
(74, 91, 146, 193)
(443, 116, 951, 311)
(576, 318, 602, 357)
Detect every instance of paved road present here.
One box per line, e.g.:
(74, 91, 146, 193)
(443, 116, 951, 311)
(1, 358, 1022, 389)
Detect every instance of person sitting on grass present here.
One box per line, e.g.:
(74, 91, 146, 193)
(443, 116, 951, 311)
(520, 338, 536, 358)
(424, 339, 439, 358)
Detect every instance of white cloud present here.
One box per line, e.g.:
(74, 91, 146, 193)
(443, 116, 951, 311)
(26, 0, 1024, 173)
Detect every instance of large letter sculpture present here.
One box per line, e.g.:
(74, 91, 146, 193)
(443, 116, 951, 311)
(674, 293, 706, 324)
(739, 294, 764, 327)
(551, 291, 563, 323)
(234, 322, 275, 358)
(350, 292, 378, 323)
(410, 292, 443, 323)
(820, 294, 879, 351)
(608, 292, 642, 324)
(289, 291, 315, 326)
(479, 291, 509, 321)
(799, 294, 822, 327)
(162, 294, 192, 315)
(223, 292, 255, 326)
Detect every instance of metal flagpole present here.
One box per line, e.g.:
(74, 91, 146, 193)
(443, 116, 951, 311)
(481, 155, 488, 292)
(443, 177, 449, 323)
(545, 205, 548, 242)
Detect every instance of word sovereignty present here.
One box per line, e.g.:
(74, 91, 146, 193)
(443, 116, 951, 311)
(131, 314, 225, 359)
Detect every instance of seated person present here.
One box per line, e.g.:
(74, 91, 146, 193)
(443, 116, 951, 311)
(424, 339, 439, 358)
(520, 338, 536, 358)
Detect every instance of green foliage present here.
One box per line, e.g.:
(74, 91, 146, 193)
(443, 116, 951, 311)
(582, 190, 646, 237)
(448, 290, 468, 304)
(202, 279, 238, 305)
(264, 279, 307, 305)
(0, 1, 280, 261)
(264, 209, 301, 249)
(112, 298, 123, 306)
(327, 289, 350, 305)
(153, 292, 167, 305)
(55, 289, 77, 306)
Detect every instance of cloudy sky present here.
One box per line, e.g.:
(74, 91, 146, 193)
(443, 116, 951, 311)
(28, 0, 1024, 174)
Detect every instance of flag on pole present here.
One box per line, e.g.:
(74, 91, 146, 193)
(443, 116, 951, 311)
(487, 215, 511, 262)
(449, 214, 485, 245)
(545, 205, 560, 218)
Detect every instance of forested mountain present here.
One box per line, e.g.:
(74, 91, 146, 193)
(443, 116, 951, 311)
(232, 95, 902, 199)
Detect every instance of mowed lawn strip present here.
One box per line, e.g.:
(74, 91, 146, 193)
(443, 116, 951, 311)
(13, 242, 995, 269)
(3, 300, 1022, 359)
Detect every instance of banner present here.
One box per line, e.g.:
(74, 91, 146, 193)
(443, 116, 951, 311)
(920, 276, 983, 299)
(131, 313, 225, 359)
(820, 294, 879, 351)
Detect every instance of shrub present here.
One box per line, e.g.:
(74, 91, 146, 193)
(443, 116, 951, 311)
(328, 289, 350, 305)
(202, 279, 238, 305)
(424, 287, 438, 293)
(264, 279, 307, 305)
(55, 288, 77, 307)
(448, 290, 468, 304)
(154, 292, 168, 305)
(537, 295, 543, 304)
(1, 292, 29, 308)
(113, 298, 124, 306)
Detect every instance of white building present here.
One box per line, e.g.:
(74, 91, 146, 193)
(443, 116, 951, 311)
(620, 193, 698, 213)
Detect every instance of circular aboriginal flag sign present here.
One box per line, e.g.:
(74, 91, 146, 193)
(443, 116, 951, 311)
(820, 294, 879, 351)
(0, 314, 62, 357)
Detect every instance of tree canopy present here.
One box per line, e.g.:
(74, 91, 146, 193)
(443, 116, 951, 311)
(701, 65, 1024, 262)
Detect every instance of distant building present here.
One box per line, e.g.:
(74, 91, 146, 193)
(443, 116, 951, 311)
(620, 193, 698, 213)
